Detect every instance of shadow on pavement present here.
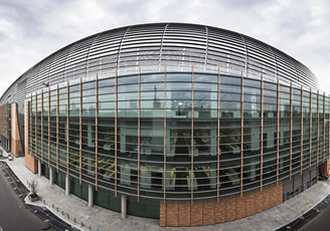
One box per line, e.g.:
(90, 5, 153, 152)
(275, 194, 330, 231)
(0, 161, 80, 231)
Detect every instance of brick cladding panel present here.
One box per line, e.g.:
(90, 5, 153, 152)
(190, 200, 203, 226)
(274, 183, 284, 205)
(160, 203, 166, 226)
(178, 201, 190, 226)
(202, 199, 215, 225)
(262, 188, 273, 211)
(161, 184, 284, 226)
(214, 200, 226, 223)
(270, 187, 279, 207)
(245, 193, 255, 217)
(236, 196, 246, 219)
(25, 154, 38, 173)
(225, 198, 236, 222)
(254, 191, 263, 214)
(166, 201, 179, 226)
(11, 139, 23, 157)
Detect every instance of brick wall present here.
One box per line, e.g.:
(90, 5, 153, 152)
(11, 103, 23, 157)
(190, 200, 202, 226)
(178, 201, 190, 226)
(160, 183, 283, 227)
(25, 153, 38, 173)
(24, 100, 38, 174)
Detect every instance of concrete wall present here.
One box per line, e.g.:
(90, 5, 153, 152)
(160, 183, 283, 227)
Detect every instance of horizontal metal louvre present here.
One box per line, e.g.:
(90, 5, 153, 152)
(1, 22, 319, 104)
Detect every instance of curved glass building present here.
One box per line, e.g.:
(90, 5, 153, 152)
(0, 23, 329, 226)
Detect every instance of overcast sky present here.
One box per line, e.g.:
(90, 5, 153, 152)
(0, 0, 330, 97)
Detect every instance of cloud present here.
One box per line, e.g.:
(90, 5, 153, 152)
(0, 0, 330, 96)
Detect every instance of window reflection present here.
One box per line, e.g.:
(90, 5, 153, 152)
(28, 71, 330, 203)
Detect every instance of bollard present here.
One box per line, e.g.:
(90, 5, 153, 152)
(67, 214, 70, 219)
(52, 204, 54, 208)
(62, 211, 64, 215)
(73, 218, 76, 223)
(89, 226, 91, 230)
(81, 222, 84, 227)
(43, 200, 46, 205)
(56, 207, 59, 212)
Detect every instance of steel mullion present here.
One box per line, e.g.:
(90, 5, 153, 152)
(67, 82, 70, 176)
(240, 71, 244, 197)
(41, 90, 43, 163)
(309, 89, 312, 170)
(260, 75, 264, 191)
(95, 75, 98, 190)
(317, 91, 319, 166)
(137, 67, 141, 201)
(289, 83, 292, 180)
(48, 88, 50, 167)
(217, 66, 220, 201)
(56, 85, 59, 173)
(191, 65, 194, 203)
(35, 94, 37, 159)
(79, 79, 82, 184)
(115, 70, 118, 197)
(300, 86, 303, 175)
(276, 79, 280, 185)
(163, 65, 167, 204)
(324, 93, 326, 162)
(30, 95, 32, 156)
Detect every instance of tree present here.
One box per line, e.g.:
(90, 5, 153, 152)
(30, 180, 38, 195)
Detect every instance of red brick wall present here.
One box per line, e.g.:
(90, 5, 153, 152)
(236, 196, 246, 219)
(245, 192, 255, 217)
(190, 200, 202, 226)
(166, 201, 179, 226)
(11, 103, 23, 157)
(160, 202, 166, 226)
(160, 183, 284, 227)
(25, 153, 38, 173)
(214, 199, 225, 223)
(179, 201, 190, 226)
(225, 196, 236, 222)
(24, 100, 38, 174)
(202, 199, 215, 225)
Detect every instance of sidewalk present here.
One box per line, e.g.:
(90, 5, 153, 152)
(3, 153, 330, 231)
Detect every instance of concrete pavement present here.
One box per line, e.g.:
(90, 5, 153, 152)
(0, 161, 57, 231)
(2, 150, 330, 231)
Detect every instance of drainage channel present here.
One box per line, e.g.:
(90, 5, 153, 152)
(0, 161, 80, 231)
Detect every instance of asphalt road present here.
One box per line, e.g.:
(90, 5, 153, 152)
(299, 200, 330, 231)
(0, 168, 56, 231)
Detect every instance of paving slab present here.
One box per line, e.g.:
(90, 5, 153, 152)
(3, 152, 330, 231)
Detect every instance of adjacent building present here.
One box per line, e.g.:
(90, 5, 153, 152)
(0, 23, 329, 226)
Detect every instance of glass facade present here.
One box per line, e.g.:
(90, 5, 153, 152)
(0, 23, 326, 224)
(27, 66, 330, 219)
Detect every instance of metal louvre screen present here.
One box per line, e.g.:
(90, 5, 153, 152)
(1, 22, 319, 102)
